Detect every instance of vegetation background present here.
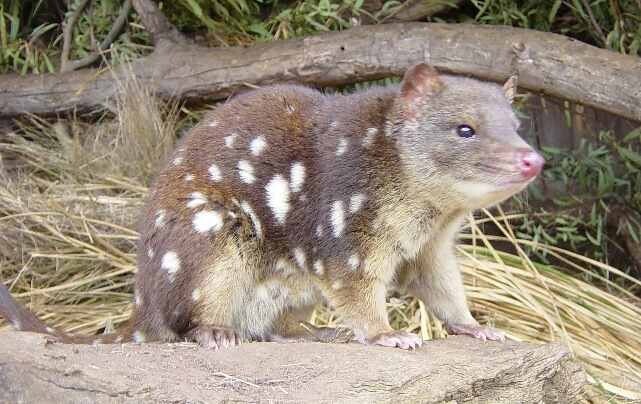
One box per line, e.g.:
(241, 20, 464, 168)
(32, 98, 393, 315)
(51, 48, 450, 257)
(0, 0, 640, 401)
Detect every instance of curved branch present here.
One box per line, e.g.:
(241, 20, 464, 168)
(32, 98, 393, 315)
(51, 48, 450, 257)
(60, 0, 91, 72)
(61, 0, 133, 73)
(1, 23, 640, 122)
(131, 0, 189, 46)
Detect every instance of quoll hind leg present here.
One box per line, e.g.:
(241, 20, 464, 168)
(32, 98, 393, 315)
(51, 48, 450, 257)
(179, 232, 265, 349)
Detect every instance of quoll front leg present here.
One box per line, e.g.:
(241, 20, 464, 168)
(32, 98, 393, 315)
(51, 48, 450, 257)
(323, 276, 422, 350)
(407, 243, 505, 342)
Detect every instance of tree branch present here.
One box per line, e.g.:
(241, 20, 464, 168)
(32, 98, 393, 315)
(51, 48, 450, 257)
(1, 23, 640, 121)
(130, 0, 188, 46)
(60, 0, 91, 72)
(61, 0, 133, 73)
(380, 0, 463, 23)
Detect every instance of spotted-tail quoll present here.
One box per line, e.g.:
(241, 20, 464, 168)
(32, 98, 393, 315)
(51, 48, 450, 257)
(0, 63, 544, 349)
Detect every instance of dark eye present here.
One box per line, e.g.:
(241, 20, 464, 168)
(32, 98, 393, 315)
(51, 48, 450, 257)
(456, 124, 475, 138)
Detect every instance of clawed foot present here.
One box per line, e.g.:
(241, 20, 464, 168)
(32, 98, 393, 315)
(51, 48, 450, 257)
(183, 326, 242, 349)
(447, 323, 505, 341)
(269, 322, 354, 344)
(301, 321, 354, 343)
(365, 330, 423, 350)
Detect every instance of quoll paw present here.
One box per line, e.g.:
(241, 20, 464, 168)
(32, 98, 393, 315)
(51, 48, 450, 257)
(185, 326, 242, 350)
(446, 323, 505, 341)
(367, 330, 423, 350)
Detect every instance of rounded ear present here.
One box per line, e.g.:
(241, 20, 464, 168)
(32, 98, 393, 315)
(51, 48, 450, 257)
(503, 74, 518, 104)
(400, 63, 444, 102)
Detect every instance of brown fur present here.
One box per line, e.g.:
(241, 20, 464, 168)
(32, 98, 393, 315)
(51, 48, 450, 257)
(0, 63, 543, 349)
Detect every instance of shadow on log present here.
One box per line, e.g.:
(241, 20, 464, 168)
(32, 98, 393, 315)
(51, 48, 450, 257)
(0, 331, 585, 403)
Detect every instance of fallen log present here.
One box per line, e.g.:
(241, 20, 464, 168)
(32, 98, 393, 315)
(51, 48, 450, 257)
(0, 331, 584, 403)
(0, 23, 640, 122)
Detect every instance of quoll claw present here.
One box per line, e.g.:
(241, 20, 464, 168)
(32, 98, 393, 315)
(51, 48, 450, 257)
(367, 331, 423, 350)
(447, 323, 505, 342)
(185, 326, 242, 350)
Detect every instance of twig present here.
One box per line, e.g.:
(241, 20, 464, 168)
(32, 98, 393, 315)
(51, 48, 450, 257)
(131, 0, 189, 46)
(580, 0, 607, 46)
(61, 0, 133, 72)
(60, 0, 91, 72)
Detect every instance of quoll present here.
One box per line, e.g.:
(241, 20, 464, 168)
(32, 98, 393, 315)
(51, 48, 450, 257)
(0, 63, 544, 349)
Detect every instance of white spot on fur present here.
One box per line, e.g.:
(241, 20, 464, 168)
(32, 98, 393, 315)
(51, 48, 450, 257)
(348, 254, 360, 270)
(192, 288, 202, 302)
(238, 160, 256, 184)
(155, 210, 166, 228)
(209, 120, 219, 127)
(240, 201, 262, 239)
(133, 331, 145, 343)
(275, 258, 287, 272)
(161, 251, 181, 282)
(290, 162, 305, 193)
(363, 127, 378, 147)
(313, 259, 325, 275)
(265, 174, 290, 224)
(349, 193, 366, 213)
(250, 136, 267, 156)
(228, 211, 237, 219)
(186, 192, 207, 208)
(173, 156, 183, 165)
(299, 194, 307, 202)
(209, 164, 223, 181)
(315, 224, 323, 238)
(12, 320, 21, 330)
(330, 201, 345, 237)
(135, 292, 142, 306)
(275, 258, 296, 276)
(147, 248, 154, 259)
(115, 336, 123, 343)
(332, 280, 344, 290)
(193, 210, 223, 233)
(46, 327, 55, 333)
(185, 173, 194, 182)
(336, 138, 348, 156)
(224, 133, 237, 148)
(293, 247, 306, 270)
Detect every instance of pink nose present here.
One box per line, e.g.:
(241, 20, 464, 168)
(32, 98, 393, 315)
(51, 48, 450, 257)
(517, 149, 545, 178)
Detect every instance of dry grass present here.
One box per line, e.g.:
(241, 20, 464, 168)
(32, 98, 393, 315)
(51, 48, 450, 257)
(1, 78, 640, 402)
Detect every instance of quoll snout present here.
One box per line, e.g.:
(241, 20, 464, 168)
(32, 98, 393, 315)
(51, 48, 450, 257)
(516, 149, 545, 179)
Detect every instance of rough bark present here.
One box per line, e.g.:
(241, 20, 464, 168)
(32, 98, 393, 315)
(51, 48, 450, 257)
(1, 23, 640, 122)
(0, 331, 585, 403)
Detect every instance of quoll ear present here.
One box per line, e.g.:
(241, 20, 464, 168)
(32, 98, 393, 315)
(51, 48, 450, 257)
(503, 74, 518, 104)
(400, 63, 444, 102)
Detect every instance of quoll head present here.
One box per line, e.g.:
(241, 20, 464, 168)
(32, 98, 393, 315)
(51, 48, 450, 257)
(390, 63, 544, 209)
